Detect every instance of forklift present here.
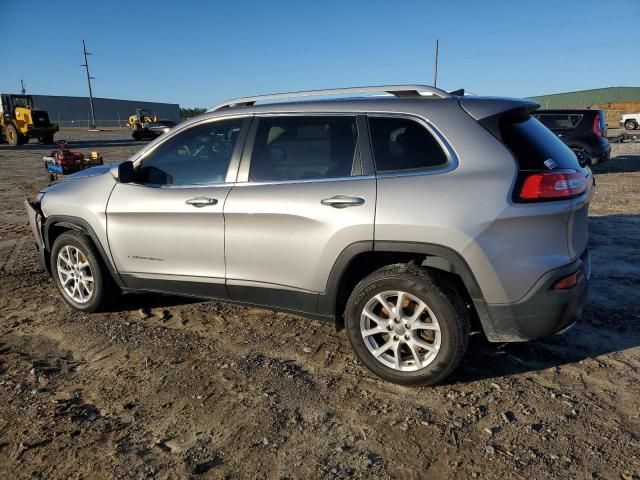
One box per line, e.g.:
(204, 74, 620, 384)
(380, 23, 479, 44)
(0, 94, 59, 146)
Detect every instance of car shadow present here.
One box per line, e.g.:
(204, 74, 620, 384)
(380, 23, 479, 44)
(592, 154, 640, 174)
(449, 307, 640, 384)
(448, 213, 640, 384)
(104, 292, 203, 312)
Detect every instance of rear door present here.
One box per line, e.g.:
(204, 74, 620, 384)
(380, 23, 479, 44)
(223, 114, 375, 314)
(106, 116, 250, 296)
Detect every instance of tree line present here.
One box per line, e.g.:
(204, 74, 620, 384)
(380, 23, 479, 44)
(179, 107, 207, 120)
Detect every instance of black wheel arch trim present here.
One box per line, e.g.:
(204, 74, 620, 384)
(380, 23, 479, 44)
(43, 215, 125, 288)
(319, 240, 494, 338)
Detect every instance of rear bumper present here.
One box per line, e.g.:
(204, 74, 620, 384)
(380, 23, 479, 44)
(586, 142, 610, 164)
(25, 199, 48, 272)
(595, 145, 611, 163)
(483, 249, 590, 342)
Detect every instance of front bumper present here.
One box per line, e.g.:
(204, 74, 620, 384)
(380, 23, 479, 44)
(25, 199, 48, 272)
(483, 249, 590, 342)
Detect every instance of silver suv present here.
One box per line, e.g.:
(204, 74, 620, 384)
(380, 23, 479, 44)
(25, 85, 593, 386)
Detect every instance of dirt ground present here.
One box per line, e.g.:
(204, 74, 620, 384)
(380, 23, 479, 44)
(0, 129, 639, 480)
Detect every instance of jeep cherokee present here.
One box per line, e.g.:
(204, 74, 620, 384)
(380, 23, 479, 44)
(25, 85, 593, 386)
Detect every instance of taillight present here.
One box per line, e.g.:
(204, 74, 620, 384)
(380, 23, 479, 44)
(519, 170, 587, 201)
(592, 113, 602, 138)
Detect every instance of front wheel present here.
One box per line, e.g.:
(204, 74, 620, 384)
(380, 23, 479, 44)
(4, 124, 21, 146)
(624, 120, 638, 130)
(344, 264, 469, 386)
(51, 231, 115, 312)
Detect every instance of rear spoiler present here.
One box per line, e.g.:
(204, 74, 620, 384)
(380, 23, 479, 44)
(459, 97, 540, 139)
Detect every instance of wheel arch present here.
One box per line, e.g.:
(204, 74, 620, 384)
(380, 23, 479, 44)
(321, 241, 494, 338)
(44, 215, 124, 288)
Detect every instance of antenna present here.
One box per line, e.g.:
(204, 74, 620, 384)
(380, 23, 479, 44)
(81, 40, 97, 130)
(20, 79, 26, 95)
(433, 38, 439, 88)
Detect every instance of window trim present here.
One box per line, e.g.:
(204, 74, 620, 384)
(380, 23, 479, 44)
(236, 113, 366, 185)
(129, 115, 252, 188)
(366, 113, 458, 178)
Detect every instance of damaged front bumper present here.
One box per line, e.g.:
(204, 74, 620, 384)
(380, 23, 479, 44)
(25, 198, 48, 272)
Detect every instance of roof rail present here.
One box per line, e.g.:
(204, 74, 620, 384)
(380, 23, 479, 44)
(208, 84, 453, 112)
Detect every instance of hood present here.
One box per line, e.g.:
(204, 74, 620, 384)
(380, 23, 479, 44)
(64, 162, 120, 180)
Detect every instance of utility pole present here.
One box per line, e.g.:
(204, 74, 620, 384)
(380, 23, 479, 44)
(81, 40, 97, 130)
(20, 79, 26, 95)
(433, 38, 439, 88)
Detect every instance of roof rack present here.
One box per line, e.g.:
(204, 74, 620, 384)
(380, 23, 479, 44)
(208, 84, 453, 112)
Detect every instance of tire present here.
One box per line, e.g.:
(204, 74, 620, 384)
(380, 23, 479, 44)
(50, 231, 116, 312)
(571, 147, 592, 166)
(39, 134, 55, 144)
(344, 264, 469, 386)
(4, 123, 20, 146)
(624, 120, 638, 130)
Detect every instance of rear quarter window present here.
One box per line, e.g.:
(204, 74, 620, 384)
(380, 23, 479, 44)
(500, 115, 582, 171)
(369, 116, 448, 173)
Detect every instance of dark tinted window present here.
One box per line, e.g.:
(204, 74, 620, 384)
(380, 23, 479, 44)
(369, 117, 448, 172)
(500, 115, 581, 170)
(137, 119, 243, 186)
(249, 116, 357, 182)
(535, 113, 583, 130)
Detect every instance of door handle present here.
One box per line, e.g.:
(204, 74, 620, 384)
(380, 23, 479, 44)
(321, 195, 365, 208)
(185, 196, 218, 207)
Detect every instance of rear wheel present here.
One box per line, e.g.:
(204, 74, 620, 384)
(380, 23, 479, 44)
(571, 147, 593, 166)
(624, 119, 638, 130)
(344, 264, 469, 386)
(39, 134, 55, 144)
(51, 231, 116, 312)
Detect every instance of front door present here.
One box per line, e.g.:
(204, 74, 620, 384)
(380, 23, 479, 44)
(106, 116, 250, 297)
(223, 114, 375, 313)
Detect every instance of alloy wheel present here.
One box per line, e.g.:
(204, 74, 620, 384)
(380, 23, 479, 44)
(360, 290, 441, 371)
(56, 245, 94, 303)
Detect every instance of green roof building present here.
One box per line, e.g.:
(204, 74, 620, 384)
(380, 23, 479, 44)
(528, 87, 640, 108)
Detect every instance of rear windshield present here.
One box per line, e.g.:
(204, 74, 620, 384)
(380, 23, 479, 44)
(500, 115, 582, 170)
(534, 113, 583, 130)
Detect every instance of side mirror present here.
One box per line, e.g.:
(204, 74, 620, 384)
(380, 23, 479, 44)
(111, 161, 135, 183)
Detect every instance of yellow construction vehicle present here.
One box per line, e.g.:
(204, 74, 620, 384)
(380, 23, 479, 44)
(127, 108, 158, 130)
(1, 94, 59, 146)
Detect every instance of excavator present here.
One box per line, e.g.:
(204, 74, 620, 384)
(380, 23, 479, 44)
(0, 94, 58, 145)
(127, 108, 158, 130)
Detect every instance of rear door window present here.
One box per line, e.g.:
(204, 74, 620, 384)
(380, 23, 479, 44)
(369, 117, 448, 173)
(248, 116, 358, 182)
(500, 115, 582, 170)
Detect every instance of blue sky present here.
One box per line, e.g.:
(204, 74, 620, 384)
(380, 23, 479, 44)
(1, 0, 638, 108)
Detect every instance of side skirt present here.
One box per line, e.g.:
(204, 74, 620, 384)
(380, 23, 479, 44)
(119, 274, 334, 324)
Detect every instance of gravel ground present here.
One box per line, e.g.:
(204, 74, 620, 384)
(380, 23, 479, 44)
(0, 130, 639, 479)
